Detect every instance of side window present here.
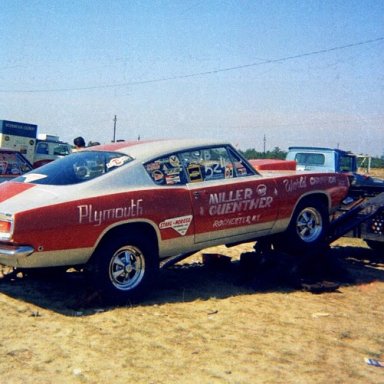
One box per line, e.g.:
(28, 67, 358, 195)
(144, 154, 186, 185)
(53, 144, 71, 156)
(339, 155, 354, 172)
(180, 146, 254, 183)
(36, 142, 49, 154)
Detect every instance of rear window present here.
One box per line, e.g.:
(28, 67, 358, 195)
(14, 151, 133, 185)
(294, 153, 325, 166)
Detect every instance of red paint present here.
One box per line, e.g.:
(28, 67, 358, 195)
(0, 182, 35, 203)
(249, 159, 297, 171)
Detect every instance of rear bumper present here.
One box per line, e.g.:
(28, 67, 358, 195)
(0, 245, 34, 267)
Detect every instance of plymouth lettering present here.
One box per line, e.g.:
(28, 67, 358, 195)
(78, 199, 143, 226)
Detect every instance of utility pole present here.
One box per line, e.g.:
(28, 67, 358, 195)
(263, 134, 266, 155)
(112, 115, 117, 142)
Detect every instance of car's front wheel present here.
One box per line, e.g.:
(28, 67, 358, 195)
(275, 199, 329, 253)
(87, 233, 158, 303)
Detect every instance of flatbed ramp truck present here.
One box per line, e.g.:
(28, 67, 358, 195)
(328, 192, 384, 247)
(250, 146, 384, 252)
(285, 146, 384, 251)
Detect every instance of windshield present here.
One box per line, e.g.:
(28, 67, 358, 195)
(13, 151, 133, 185)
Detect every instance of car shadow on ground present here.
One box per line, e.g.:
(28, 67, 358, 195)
(0, 245, 383, 316)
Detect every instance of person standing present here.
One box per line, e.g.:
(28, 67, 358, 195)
(73, 136, 86, 152)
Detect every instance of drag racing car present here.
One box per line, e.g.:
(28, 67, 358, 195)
(0, 139, 349, 302)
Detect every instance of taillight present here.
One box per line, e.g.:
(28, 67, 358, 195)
(0, 215, 13, 240)
(0, 221, 11, 233)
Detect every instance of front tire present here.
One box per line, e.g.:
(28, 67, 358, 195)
(275, 199, 329, 253)
(87, 233, 158, 303)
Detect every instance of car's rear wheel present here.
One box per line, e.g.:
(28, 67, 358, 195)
(87, 233, 158, 303)
(275, 199, 329, 253)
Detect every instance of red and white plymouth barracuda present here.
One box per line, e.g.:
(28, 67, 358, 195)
(0, 139, 349, 301)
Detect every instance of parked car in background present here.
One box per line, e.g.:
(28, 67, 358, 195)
(0, 139, 349, 302)
(0, 147, 33, 183)
(0, 120, 72, 169)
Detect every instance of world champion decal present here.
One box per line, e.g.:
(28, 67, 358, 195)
(159, 215, 193, 236)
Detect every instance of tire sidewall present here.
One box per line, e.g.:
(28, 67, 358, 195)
(279, 200, 329, 253)
(88, 234, 158, 303)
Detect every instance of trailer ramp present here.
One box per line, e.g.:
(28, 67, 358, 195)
(327, 192, 384, 244)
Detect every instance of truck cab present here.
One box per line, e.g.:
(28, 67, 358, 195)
(286, 146, 357, 173)
(33, 135, 72, 168)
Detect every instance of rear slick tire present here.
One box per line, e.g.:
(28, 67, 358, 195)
(87, 234, 158, 303)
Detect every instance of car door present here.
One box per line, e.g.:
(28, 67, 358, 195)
(181, 145, 279, 244)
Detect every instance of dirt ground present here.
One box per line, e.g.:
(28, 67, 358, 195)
(0, 236, 383, 384)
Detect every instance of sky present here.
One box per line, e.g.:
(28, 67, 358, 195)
(1, 0, 383, 156)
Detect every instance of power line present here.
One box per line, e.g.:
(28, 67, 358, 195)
(1, 36, 383, 94)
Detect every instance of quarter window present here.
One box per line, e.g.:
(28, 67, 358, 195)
(145, 154, 186, 185)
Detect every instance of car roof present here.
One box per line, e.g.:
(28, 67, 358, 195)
(85, 139, 231, 162)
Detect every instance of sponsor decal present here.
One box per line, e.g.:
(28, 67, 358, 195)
(78, 199, 143, 226)
(256, 184, 267, 196)
(208, 187, 273, 216)
(159, 215, 193, 236)
(146, 162, 161, 172)
(310, 175, 337, 186)
(225, 164, 233, 179)
(169, 155, 180, 167)
(235, 163, 248, 176)
(151, 170, 164, 184)
(106, 156, 130, 169)
(213, 214, 261, 228)
(165, 174, 181, 185)
(166, 167, 181, 176)
(283, 176, 307, 192)
(188, 164, 203, 182)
